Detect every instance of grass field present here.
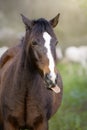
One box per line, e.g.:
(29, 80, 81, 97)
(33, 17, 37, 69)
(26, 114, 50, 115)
(49, 63, 87, 130)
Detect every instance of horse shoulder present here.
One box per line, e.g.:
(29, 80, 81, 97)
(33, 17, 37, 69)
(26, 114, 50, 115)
(0, 44, 21, 69)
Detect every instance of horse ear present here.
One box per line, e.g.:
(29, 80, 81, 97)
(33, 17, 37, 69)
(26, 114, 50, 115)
(21, 14, 32, 30)
(49, 13, 60, 28)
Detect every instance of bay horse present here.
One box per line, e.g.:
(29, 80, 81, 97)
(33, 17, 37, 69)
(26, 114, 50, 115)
(0, 13, 63, 130)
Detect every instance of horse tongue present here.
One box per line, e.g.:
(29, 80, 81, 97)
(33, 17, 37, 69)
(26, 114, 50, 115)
(51, 85, 60, 93)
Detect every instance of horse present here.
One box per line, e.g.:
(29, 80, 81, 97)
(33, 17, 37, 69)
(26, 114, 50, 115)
(0, 13, 63, 130)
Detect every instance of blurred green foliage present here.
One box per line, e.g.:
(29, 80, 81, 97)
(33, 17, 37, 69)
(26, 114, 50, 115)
(49, 63, 87, 130)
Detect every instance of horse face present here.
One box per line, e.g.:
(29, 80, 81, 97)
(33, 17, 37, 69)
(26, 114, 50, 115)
(21, 14, 61, 93)
(30, 30, 60, 93)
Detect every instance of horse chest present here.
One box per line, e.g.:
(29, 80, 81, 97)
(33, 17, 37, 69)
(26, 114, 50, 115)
(6, 85, 52, 128)
(1, 66, 54, 128)
(25, 88, 52, 118)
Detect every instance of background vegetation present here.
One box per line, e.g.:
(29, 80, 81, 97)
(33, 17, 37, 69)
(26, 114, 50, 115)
(49, 63, 87, 130)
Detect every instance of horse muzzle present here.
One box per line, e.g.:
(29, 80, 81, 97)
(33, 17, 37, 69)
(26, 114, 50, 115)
(44, 73, 61, 93)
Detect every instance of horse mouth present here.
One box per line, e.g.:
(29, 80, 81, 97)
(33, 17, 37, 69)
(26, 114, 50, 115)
(50, 85, 60, 93)
(44, 80, 60, 93)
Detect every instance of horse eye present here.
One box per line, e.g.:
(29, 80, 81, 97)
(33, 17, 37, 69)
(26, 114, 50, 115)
(32, 41, 38, 46)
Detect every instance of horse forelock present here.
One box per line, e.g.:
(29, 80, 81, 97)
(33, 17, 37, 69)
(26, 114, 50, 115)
(23, 18, 54, 46)
(32, 18, 53, 35)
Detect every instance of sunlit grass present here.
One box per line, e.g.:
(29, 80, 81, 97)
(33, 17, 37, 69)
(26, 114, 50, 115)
(49, 63, 87, 130)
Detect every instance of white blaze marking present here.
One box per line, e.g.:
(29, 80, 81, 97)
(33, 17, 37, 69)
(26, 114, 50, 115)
(43, 32, 56, 84)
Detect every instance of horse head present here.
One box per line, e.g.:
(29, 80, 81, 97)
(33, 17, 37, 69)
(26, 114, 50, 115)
(21, 14, 60, 93)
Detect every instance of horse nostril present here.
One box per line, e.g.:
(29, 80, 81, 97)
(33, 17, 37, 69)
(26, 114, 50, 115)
(44, 73, 58, 88)
(55, 77, 57, 84)
(46, 73, 50, 79)
(55, 74, 58, 84)
(45, 73, 52, 80)
(45, 73, 52, 87)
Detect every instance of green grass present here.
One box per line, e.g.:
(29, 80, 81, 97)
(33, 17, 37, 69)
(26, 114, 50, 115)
(49, 63, 87, 130)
